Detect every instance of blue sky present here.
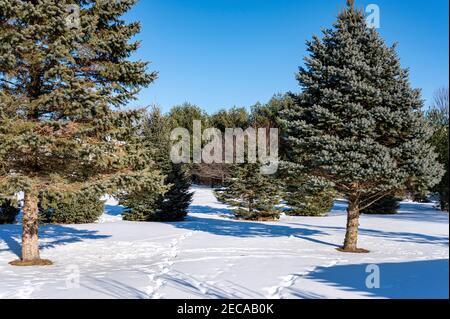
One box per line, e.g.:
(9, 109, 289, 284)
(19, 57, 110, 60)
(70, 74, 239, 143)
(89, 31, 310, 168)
(124, 0, 449, 113)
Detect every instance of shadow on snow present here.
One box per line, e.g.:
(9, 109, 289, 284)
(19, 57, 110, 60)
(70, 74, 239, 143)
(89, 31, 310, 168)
(288, 222, 449, 246)
(173, 209, 339, 248)
(0, 224, 110, 258)
(305, 259, 449, 299)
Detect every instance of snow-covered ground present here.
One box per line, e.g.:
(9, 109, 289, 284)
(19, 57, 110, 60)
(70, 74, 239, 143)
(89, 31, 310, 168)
(0, 186, 448, 299)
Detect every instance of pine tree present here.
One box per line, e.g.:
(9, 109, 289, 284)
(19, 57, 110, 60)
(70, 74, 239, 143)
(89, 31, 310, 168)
(280, 2, 444, 252)
(0, 0, 165, 265)
(223, 163, 281, 221)
(250, 94, 293, 130)
(121, 107, 193, 222)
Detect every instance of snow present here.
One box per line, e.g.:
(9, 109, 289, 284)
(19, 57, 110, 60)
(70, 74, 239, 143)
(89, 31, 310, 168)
(0, 186, 448, 299)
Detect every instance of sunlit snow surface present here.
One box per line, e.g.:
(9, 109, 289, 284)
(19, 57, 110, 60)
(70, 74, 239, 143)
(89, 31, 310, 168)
(0, 186, 448, 299)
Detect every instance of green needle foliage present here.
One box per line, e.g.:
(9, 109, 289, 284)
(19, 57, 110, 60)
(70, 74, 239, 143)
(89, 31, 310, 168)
(284, 178, 336, 217)
(0, 0, 165, 264)
(39, 190, 105, 224)
(427, 88, 449, 211)
(121, 107, 193, 222)
(223, 163, 281, 221)
(361, 195, 400, 215)
(279, 3, 444, 252)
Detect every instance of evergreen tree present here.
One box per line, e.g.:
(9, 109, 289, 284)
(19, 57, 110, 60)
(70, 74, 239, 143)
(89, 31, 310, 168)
(0, 0, 165, 265)
(223, 163, 281, 221)
(151, 164, 193, 221)
(39, 190, 104, 224)
(284, 178, 335, 216)
(250, 94, 293, 130)
(121, 107, 193, 222)
(215, 97, 285, 220)
(280, 2, 444, 252)
(168, 103, 210, 133)
(0, 197, 20, 224)
(210, 107, 249, 131)
(427, 88, 449, 211)
(251, 94, 338, 217)
(361, 195, 400, 215)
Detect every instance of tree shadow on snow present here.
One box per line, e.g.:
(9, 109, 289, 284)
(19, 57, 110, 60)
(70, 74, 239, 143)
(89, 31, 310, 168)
(305, 259, 449, 299)
(81, 277, 148, 299)
(172, 212, 339, 248)
(331, 200, 449, 223)
(384, 202, 449, 223)
(164, 272, 266, 299)
(0, 224, 110, 258)
(289, 222, 449, 246)
(189, 205, 234, 216)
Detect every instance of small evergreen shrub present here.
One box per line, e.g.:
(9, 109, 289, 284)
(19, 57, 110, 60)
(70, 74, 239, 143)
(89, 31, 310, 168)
(234, 209, 280, 221)
(121, 164, 192, 222)
(121, 191, 159, 221)
(214, 188, 235, 205)
(222, 164, 281, 221)
(361, 195, 400, 215)
(39, 191, 105, 224)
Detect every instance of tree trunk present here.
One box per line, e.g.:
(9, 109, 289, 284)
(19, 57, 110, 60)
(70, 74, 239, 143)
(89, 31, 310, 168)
(343, 200, 361, 252)
(21, 192, 41, 262)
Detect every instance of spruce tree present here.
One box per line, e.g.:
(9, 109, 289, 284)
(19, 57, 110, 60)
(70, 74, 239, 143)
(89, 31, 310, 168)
(284, 178, 335, 217)
(0, 0, 165, 265)
(152, 163, 192, 221)
(252, 94, 338, 217)
(427, 88, 449, 211)
(223, 163, 281, 221)
(121, 107, 193, 222)
(280, 2, 444, 252)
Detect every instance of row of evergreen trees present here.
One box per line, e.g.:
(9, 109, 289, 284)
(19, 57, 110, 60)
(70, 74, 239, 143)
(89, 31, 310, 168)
(0, 0, 447, 264)
(3, 80, 443, 225)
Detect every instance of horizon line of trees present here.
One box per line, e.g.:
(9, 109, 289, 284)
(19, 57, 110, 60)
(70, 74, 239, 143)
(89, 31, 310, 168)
(0, 0, 448, 264)
(2, 86, 448, 223)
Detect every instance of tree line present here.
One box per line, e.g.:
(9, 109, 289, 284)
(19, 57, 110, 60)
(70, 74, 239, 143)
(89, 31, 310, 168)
(0, 0, 447, 264)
